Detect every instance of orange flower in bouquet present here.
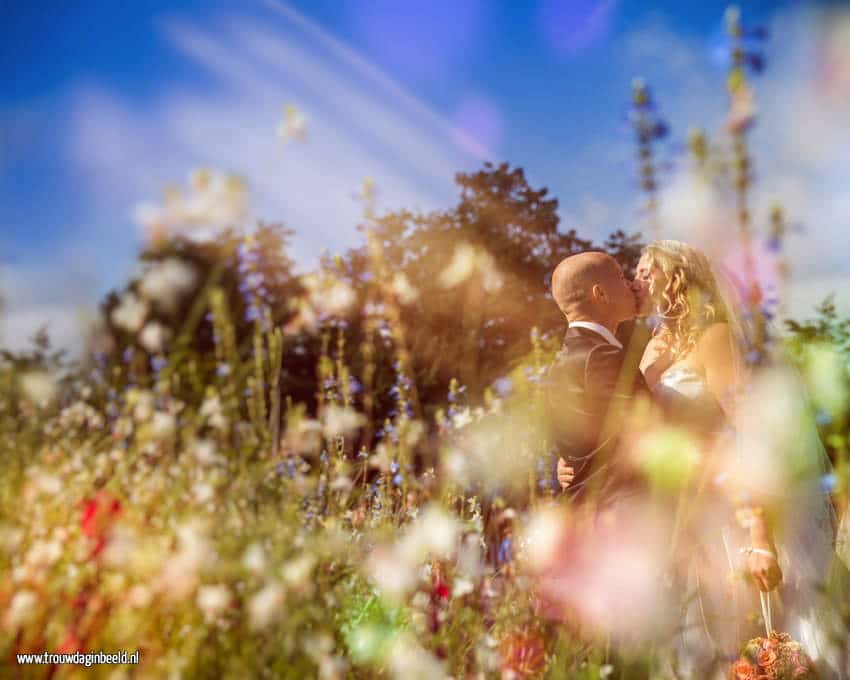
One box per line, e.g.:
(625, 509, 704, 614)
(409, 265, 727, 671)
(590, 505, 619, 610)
(729, 632, 818, 680)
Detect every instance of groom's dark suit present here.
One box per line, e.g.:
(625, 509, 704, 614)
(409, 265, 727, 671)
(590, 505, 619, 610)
(544, 323, 650, 504)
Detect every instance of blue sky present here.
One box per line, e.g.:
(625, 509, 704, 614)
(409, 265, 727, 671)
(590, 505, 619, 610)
(2, 0, 848, 353)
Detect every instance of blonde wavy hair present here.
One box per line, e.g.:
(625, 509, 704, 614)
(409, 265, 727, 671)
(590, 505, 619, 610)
(642, 240, 746, 359)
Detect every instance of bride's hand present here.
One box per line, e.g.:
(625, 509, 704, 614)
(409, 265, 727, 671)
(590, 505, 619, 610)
(746, 548, 783, 592)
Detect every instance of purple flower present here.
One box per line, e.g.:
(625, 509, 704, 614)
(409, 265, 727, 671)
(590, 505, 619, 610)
(150, 356, 167, 373)
(497, 537, 512, 565)
(821, 473, 837, 494)
(493, 377, 513, 397)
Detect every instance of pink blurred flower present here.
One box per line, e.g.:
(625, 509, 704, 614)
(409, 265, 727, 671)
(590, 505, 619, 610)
(528, 501, 675, 643)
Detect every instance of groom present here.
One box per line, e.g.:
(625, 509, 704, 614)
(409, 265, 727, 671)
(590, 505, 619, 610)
(545, 251, 649, 503)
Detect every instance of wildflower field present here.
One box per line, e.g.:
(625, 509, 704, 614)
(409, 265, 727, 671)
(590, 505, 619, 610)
(2, 4, 850, 680)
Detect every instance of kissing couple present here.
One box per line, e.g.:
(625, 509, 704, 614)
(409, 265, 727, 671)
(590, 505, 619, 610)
(542, 240, 848, 677)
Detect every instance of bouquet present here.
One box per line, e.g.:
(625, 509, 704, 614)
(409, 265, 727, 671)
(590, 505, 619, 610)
(729, 632, 818, 680)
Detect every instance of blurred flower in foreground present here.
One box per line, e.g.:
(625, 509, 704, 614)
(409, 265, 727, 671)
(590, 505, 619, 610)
(629, 425, 702, 493)
(134, 168, 248, 243)
(442, 404, 540, 492)
(721, 235, 782, 315)
(277, 104, 308, 143)
(367, 505, 460, 600)
(729, 367, 823, 502)
(523, 501, 675, 644)
(799, 343, 849, 419)
(386, 633, 448, 680)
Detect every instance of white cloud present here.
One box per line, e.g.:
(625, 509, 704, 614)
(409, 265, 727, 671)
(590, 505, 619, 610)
(2, 0, 496, 356)
(0, 260, 98, 357)
(66, 2, 488, 268)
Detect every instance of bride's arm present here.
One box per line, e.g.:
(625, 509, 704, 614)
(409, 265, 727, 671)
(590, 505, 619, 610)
(695, 322, 741, 420)
(699, 323, 783, 590)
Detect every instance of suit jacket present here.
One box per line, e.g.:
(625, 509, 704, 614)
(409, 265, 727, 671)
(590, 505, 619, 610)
(544, 324, 649, 503)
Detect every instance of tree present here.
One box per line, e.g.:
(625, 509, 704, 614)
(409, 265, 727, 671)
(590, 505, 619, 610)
(334, 162, 641, 417)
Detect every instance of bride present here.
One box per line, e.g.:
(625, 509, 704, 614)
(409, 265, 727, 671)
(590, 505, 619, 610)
(632, 240, 846, 677)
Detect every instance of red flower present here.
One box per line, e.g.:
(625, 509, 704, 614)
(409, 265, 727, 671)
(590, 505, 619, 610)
(80, 491, 122, 557)
(432, 580, 450, 601)
(57, 631, 83, 654)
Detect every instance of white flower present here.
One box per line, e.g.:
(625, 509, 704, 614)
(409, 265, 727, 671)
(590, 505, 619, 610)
(600, 664, 614, 678)
(127, 584, 152, 608)
(19, 371, 57, 406)
(521, 507, 564, 570)
(367, 547, 417, 600)
(25, 540, 62, 568)
(277, 104, 308, 142)
(481, 266, 503, 293)
(242, 543, 267, 575)
(200, 394, 222, 418)
(139, 322, 172, 354)
(322, 405, 366, 439)
(192, 439, 221, 466)
(193, 482, 214, 504)
(450, 407, 473, 430)
(395, 505, 460, 568)
(134, 169, 249, 243)
(196, 584, 231, 621)
(281, 554, 315, 588)
(322, 282, 356, 316)
(34, 473, 62, 496)
(111, 292, 148, 333)
(6, 590, 38, 628)
(391, 273, 419, 305)
(452, 577, 474, 598)
(438, 243, 478, 288)
(248, 582, 285, 630)
(156, 522, 212, 601)
(129, 389, 155, 423)
(139, 258, 197, 314)
(150, 412, 177, 441)
(387, 634, 448, 680)
(102, 527, 137, 569)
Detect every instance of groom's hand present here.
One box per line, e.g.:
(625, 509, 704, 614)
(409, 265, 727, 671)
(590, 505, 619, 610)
(557, 458, 575, 490)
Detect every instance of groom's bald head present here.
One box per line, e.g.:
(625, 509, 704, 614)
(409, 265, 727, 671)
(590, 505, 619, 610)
(552, 252, 636, 325)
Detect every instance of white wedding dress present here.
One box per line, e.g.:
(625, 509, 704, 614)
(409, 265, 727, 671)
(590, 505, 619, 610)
(654, 364, 847, 678)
